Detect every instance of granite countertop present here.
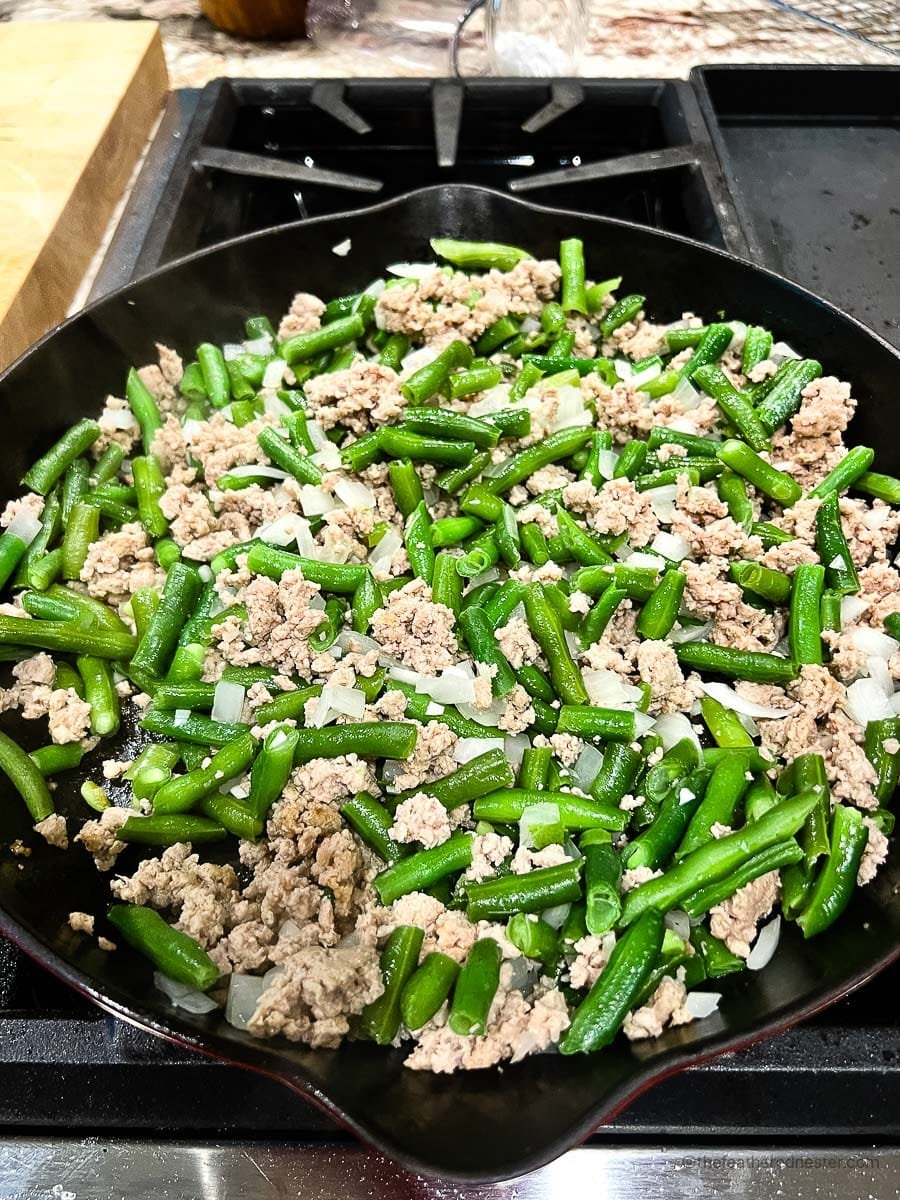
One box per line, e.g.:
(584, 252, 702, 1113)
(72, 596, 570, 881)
(3, 0, 897, 85)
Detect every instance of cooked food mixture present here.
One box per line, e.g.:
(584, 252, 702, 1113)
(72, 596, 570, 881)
(0, 236, 897, 1071)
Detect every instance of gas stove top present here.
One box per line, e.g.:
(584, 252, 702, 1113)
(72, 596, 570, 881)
(6, 64, 899, 1195)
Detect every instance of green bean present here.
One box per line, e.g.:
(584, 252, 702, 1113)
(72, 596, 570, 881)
(515, 664, 555, 707)
(429, 237, 532, 271)
(394, 749, 516, 815)
(579, 585, 626, 651)
(340, 790, 406, 865)
(131, 561, 202, 677)
(809, 445, 875, 499)
(559, 237, 587, 313)
(29, 743, 84, 777)
(292, 722, 417, 765)
(429, 551, 461, 616)
(379, 428, 475, 467)
(665, 326, 707, 352)
(729, 560, 792, 605)
(624, 768, 707, 870)
(108, 904, 219, 990)
(0, 529, 30, 590)
(865, 718, 900, 804)
(796, 805, 869, 938)
(373, 833, 473, 904)
(89, 442, 126, 488)
(519, 522, 550, 567)
(756, 359, 823, 434)
(74, 655, 119, 737)
(0, 614, 134, 662)
(599, 294, 644, 339)
(244, 724, 299, 821)
(82, 489, 141, 526)
(359, 925, 424, 1044)
(339, 430, 381, 473)
(129, 455, 169, 539)
(815, 492, 859, 595)
(636, 567, 685, 640)
(560, 910, 663, 1053)
(400, 952, 460, 1031)
(517, 746, 551, 792)
(25, 547, 61, 591)
(193, 344, 230, 408)
(482, 579, 524, 629)
(179, 360, 207, 404)
(485, 407, 531, 440)
(400, 340, 473, 404)
(403, 500, 435, 585)
(449, 365, 505, 401)
(582, 838, 623, 934)
(256, 426, 323, 486)
(555, 705, 636, 743)
(693, 365, 770, 451)
(741, 326, 773, 374)
(510, 362, 543, 402)
(0, 730, 54, 822)
(246, 543, 367, 594)
(151, 733, 257, 815)
(583, 743, 638, 809)
(153, 681, 216, 710)
(140, 707, 247, 746)
(433, 449, 491, 496)
(820, 588, 842, 633)
(743, 772, 778, 823)
(473, 788, 626, 832)
(59, 500, 98, 581)
(621, 791, 819, 925)
(611, 439, 647, 481)
(455, 530, 499, 579)
(153, 538, 181, 571)
(14, 489, 61, 588)
(700, 694, 753, 748)
(677, 754, 750, 859)
(675, 641, 798, 685)
(282, 313, 365, 366)
(465, 860, 582, 922)
(447, 938, 502, 1036)
(690, 926, 745, 977)
(198, 793, 262, 841)
(853, 470, 900, 505)
(494, 504, 521, 569)
(555, 509, 612, 568)
(60, 458, 91, 525)
(454, 605, 514, 696)
(308, 596, 345, 652)
(522, 583, 588, 704)
(789, 563, 825, 665)
(378, 333, 409, 371)
(348, 572, 380, 636)
(679, 323, 734, 380)
(484, 426, 592, 496)
(388, 458, 424, 519)
(22, 419, 101, 496)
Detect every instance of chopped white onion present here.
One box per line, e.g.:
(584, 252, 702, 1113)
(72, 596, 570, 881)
(726, 321, 747, 351)
(454, 737, 505, 763)
(520, 315, 541, 335)
(653, 712, 701, 751)
(242, 335, 273, 357)
(416, 665, 477, 706)
(226, 464, 291, 481)
(222, 343, 244, 361)
(548, 385, 591, 433)
(261, 358, 287, 389)
(309, 684, 366, 728)
(229, 780, 250, 799)
(633, 712, 657, 737)
(101, 406, 140, 431)
(668, 376, 701, 410)
(746, 916, 781, 971)
(456, 697, 505, 727)
(614, 360, 633, 381)
(6, 511, 41, 546)
(334, 478, 376, 509)
(172, 708, 190, 727)
(386, 261, 434, 278)
(468, 384, 513, 415)
(225, 973, 267, 1030)
(666, 619, 712, 645)
(564, 629, 581, 657)
(519, 801, 562, 850)
(630, 361, 663, 388)
(181, 418, 206, 443)
(849, 627, 899, 659)
(462, 567, 500, 592)
(840, 595, 869, 624)
(311, 444, 342, 471)
(700, 680, 793, 720)
(212, 680, 245, 724)
(597, 449, 620, 481)
(369, 526, 403, 573)
(400, 346, 439, 377)
(583, 668, 643, 709)
(504, 733, 530, 769)
(626, 551, 664, 571)
(298, 485, 339, 517)
(572, 744, 604, 792)
(664, 910, 691, 940)
(866, 656, 894, 697)
(154, 972, 218, 1013)
(258, 513, 309, 548)
(332, 238, 352, 256)
(198, 564, 213, 583)
(844, 677, 894, 727)
(387, 665, 419, 686)
(646, 483, 678, 524)
(540, 903, 571, 930)
(651, 531, 690, 562)
(770, 341, 802, 363)
(685, 990, 723, 1019)
(306, 421, 329, 450)
(262, 391, 291, 418)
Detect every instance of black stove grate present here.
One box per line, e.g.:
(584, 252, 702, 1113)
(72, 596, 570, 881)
(16, 66, 894, 1142)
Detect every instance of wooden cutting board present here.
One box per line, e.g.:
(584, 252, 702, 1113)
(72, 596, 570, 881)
(0, 22, 168, 371)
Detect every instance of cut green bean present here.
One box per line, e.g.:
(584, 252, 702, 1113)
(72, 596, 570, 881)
(108, 904, 219, 990)
(359, 925, 424, 1044)
(0, 730, 54, 822)
(448, 938, 502, 1036)
(816, 491, 859, 595)
(789, 563, 825, 665)
(23, 420, 102, 495)
(676, 641, 798, 685)
(466, 860, 582, 922)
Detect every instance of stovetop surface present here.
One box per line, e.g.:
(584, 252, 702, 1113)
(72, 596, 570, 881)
(16, 65, 899, 1148)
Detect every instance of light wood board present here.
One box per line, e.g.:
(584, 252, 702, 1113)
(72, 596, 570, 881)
(0, 21, 168, 370)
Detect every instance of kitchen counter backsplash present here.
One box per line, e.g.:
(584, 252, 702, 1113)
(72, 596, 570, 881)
(3, 0, 895, 85)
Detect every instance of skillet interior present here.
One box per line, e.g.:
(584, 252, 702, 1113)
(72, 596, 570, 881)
(0, 184, 898, 1181)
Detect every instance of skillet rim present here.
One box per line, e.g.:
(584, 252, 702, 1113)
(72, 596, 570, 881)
(0, 183, 898, 1182)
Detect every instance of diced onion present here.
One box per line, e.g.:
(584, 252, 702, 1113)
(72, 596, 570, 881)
(840, 595, 869, 624)
(212, 680, 245, 724)
(651, 531, 690, 562)
(172, 709, 190, 727)
(866, 656, 894, 697)
(454, 737, 504, 763)
(299, 486, 339, 517)
(666, 620, 712, 645)
(416, 665, 477, 706)
(6, 511, 42, 546)
(540, 903, 571, 930)
(572, 744, 604, 792)
(844, 678, 894, 727)
(504, 733, 530, 769)
(154, 972, 217, 1013)
(597, 449, 619, 480)
(334, 478, 376, 509)
(311, 444, 342, 471)
(222, 343, 244, 361)
(614, 360, 633, 381)
(468, 384, 513, 415)
(633, 712, 657, 737)
(262, 359, 287, 389)
(262, 391, 291, 417)
(685, 991, 723, 1019)
(243, 335, 273, 357)
(225, 973, 267, 1030)
(462, 567, 500, 591)
(456, 697, 505, 727)
(198, 564, 213, 583)
(700, 680, 793, 720)
(726, 321, 747, 351)
(369, 527, 403, 573)
(520, 316, 541, 335)
(386, 261, 434, 278)
(229, 781, 250, 799)
(309, 684, 367, 728)
(101, 406, 140, 431)
(519, 801, 562, 850)
(181, 418, 205, 443)
(850, 627, 899, 659)
(258, 513, 310, 548)
(770, 341, 802, 363)
(227, 464, 291, 481)
(746, 916, 781, 971)
(646, 483, 678, 523)
(400, 346, 439, 377)
(653, 712, 701, 751)
(630, 361, 663, 388)
(332, 238, 352, 256)
(548, 385, 591, 433)
(664, 909, 691, 940)
(668, 376, 701, 410)
(627, 551, 664, 571)
(583, 668, 642, 709)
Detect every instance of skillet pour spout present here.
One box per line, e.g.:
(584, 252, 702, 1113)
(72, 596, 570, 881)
(0, 184, 898, 1181)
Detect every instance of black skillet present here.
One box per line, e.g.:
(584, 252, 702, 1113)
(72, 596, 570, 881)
(0, 185, 897, 1182)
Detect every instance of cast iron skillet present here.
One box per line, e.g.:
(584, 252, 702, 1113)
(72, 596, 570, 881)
(0, 186, 898, 1182)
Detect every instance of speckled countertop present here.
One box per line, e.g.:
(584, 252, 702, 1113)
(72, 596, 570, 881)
(2, 0, 897, 85)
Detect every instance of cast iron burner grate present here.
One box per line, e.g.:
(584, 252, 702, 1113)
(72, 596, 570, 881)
(4, 67, 892, 1143)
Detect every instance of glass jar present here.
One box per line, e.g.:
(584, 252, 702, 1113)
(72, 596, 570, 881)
(484, 0, 589, 76)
